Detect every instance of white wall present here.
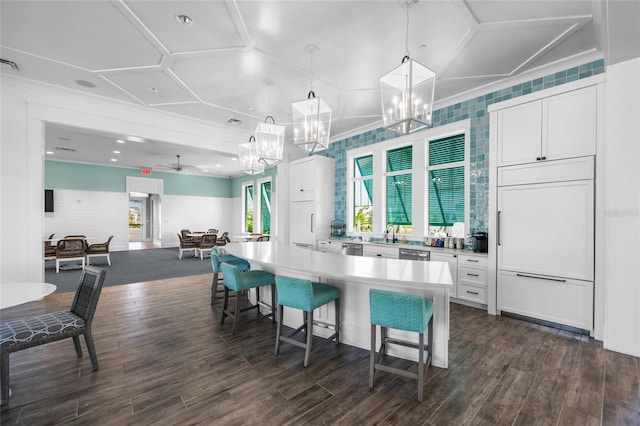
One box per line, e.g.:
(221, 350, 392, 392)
(603, 57, 640, 357)
(162, 195, 233, 246)
(44, 189, 128, 251)
(0, 76, 245, 283)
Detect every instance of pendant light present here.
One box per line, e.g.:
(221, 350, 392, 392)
(380, 0, 436, 135)
(255, 80, 285, 167)
(240, 110, 264, 175)
(291, 44, 332, 153)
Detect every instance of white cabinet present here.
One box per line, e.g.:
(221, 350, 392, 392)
(363, 244, 398, 259)
(430, 252, 458, 297)
(317, 239, 342, 254)
(497, 86, 596, 167)
(457, 255, 488, 304)
(289, 156, 335, 248)
(497, 270, 593, 330)
(497, 177, 594, 281)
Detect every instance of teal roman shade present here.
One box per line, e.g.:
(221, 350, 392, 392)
(261, 181, 271, 234)
(386, 146, 413, 226)
(428, 135, 465, 227)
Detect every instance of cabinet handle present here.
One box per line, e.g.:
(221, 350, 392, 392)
(516, 273, 566, 283)
(541, 156, 547, 160)
(311, 214, 314, 233)
(466, 259, 479, 263)
(497, 210, 501, 246)
(536, 157, 541, 161)
(376, 254, 382, 257)
(467, 273, 479, 277)
(466, 290, 479, 295)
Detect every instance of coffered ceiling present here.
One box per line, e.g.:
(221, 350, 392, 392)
(1, 0, 638, 177)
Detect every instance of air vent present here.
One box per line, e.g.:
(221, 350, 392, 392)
(55, 147, 76, 153)
(227, 118, 243, 125)
(0, 58, 19, 71)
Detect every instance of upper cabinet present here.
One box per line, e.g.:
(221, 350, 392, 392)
(497, 85, 597, 167)
(290, 155, 334, 200)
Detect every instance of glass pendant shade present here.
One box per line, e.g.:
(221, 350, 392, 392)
(240, 136, 264, 175)
(255, 116, 285, 167)
(291, 91, 332, 153)
(380, 57, 436, 135)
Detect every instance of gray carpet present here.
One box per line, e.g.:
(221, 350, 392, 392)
(45, 248, 213, 293)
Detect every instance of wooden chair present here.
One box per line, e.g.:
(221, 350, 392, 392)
(177, 233, 198, 259)
(197, 233, 217, 260)
(55, 238, 86, 273)
(86, 236, 113, 265)
(207, 229, 218, 235)
(256, 235, 270, 242)
(44, 233, 56, 260)
(180, 229, 195, 243)
(216, 232, 230, 246)
(1, 266, 107, 406)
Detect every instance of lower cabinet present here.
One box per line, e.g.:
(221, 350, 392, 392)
(497, 270, 593, 330)
(317, 240, 342, 254)
(456, 254, 488, 304)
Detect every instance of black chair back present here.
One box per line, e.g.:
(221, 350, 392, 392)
(70, 266, 106, 324)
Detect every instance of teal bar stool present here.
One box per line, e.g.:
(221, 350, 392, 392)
(220, 262, 276, 335)
(210, 247, 250, 304)
(274, 276, 340, 367)
(369, 289, 434, 402)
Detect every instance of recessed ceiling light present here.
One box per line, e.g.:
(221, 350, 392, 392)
(116, 139, 125, 144)
(113, 150, 120, 154)
(203, 169, 209, 172)
(147, 87, 160, 93)
(216, 164, 221, 167)
(75, 79, 95, 88)
(110, 158, 118, 162)
(231, 157, 238, 161)
(175, 14, 193, 25)
(45, 151, 54, 155)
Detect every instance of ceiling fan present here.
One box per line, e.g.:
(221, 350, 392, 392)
(157, 155, 196, 172)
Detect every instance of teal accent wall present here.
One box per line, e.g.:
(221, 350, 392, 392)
(316, 59, 605, 233)
(45, 160, 233, 197)
(230, 166, 277, 197)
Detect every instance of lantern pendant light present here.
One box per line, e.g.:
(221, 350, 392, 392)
(240, 135, 264, 175)
(380, 0, 436, 135)
(291, 44, 332, 153)
(255, 80, 285, 167)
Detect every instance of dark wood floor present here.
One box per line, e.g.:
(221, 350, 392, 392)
(1, 273, 638, 425)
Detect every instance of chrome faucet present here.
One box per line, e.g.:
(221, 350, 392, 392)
(387, 225, 397, 243)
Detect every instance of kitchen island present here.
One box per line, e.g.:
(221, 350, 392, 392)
(224, 242, 454, 368)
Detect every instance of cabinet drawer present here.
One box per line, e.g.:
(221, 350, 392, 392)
(497, 270, 593, 331)
(458, 255, 487, 268)
(458, 283, 487, 304)
(458, 266, 487, 286)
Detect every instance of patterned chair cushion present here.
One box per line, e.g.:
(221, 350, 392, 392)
(0, 311, 85, 351)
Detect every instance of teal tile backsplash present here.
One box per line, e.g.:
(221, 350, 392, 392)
(316, 59, 605, 233)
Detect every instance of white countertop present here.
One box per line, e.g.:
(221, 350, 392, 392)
(323, 238, 489, 257)
(224, 242, 453, 288)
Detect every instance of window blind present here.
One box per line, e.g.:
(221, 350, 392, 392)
(429, 134, 465, 166)
(261, 181, 271, 234)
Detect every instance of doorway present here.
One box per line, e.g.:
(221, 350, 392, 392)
(128, 192, 161, 250)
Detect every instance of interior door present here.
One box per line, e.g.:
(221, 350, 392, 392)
(497, 179, 594, 281)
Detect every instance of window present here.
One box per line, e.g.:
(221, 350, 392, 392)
(386, 145, 413, 233)
(260, 180, 271, 234)
(353, 155, 373, 231)
(243, 184, 254, 232)
(427, 134, 466, 233)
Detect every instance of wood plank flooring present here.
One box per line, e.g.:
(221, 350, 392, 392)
(1, 273, 638, 425)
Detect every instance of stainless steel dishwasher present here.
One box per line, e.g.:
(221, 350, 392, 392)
(341, 242, 363, 256)
(399, 248, 430, 261)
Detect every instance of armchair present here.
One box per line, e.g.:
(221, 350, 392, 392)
(177, 233, 198, 259)
(197, 234, 217, 260)
(55, 238, 86, 273)
(86, 236, 113, 266)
